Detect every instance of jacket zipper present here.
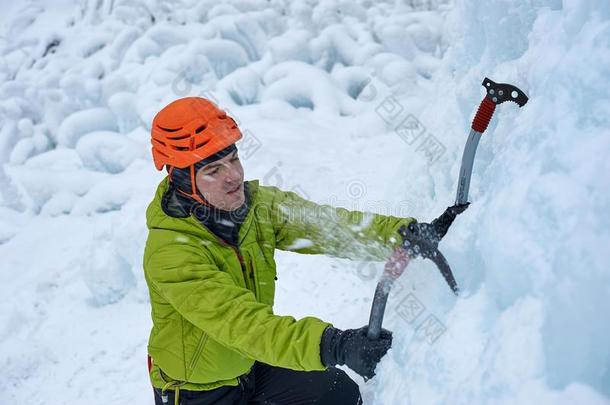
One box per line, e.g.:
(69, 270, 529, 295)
(231, 246, 248, 288)
(245, 258, 257, 298)
(207, 231, 253, 295)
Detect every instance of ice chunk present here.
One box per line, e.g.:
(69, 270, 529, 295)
(56, 108, 118, 148)
(75, 131, 143, 174)
(81, 238, 136, 306)
(261, 61, 359, 115)
(194, 39, 249, 79)
(268, 29, 311, 63)
(218, 67, 262, 106)
(40, 191, 78, 216)
(107, 92, 142, 133)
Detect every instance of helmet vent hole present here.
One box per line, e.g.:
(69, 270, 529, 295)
(166, 133, 189, 140)
(195, 124, 207, 134)
(157, 125, 182, 132)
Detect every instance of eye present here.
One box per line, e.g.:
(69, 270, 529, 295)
(202, 167, 219, 176)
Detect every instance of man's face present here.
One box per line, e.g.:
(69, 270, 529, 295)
(195, 150, 245, 211)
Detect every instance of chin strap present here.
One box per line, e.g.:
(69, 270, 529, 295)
(168, 165, 207, 205)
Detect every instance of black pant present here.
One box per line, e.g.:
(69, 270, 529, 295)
(153, 362, 362, 404)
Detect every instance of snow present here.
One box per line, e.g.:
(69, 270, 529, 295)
(1, 0, 609, 404)
(57, 108, 119, 147)
(75, 131, 143, 174)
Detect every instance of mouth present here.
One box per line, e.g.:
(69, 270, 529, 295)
(226, 183, 242, 195)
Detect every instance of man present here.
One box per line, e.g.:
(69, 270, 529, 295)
(143, 97, 466, 404)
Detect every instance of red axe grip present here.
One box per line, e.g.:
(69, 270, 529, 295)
(471, 97, 496, 133)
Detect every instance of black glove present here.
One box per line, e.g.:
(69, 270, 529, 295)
(320, 325, 393, 379)
(430, 203, 469, 240)
(400, 203, 470, 249)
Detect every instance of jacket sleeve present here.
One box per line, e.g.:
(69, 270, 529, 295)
(144, 242, 332, 371)
(267, 186, 415, 260)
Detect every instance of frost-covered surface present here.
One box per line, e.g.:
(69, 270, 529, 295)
(1, 0, 609, 404)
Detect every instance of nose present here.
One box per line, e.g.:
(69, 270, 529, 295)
(224, 162, 242, 184)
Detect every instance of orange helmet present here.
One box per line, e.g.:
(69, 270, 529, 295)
(151, 97, 242, 204)
(151, 97, 242, 171)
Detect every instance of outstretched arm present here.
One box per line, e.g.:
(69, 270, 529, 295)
(266, 186, 415, 261)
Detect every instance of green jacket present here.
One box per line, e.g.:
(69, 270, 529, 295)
(143, 177, 413, 391)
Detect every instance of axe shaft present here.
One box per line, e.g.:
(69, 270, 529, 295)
(367, 276, 394, 340)
(455, 129, 482, 205)
(456, 94, 498, 204)
(367, 248, 410, 340)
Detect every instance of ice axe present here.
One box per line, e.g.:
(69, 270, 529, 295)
(367, 77, 528, 340)
(455, 77, 528, 204)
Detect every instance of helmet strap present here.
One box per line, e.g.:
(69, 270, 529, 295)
(167, 165, 206, 205)
(188, 164, 206, 204)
